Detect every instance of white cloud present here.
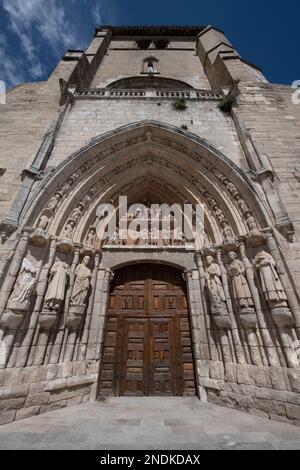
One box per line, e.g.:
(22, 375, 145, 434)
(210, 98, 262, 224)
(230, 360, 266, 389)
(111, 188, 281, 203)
(3, 0, 77, 80)
(0, 33, 25, 87)
(92, 3, 103, 25)
(1, 0, 118, 87)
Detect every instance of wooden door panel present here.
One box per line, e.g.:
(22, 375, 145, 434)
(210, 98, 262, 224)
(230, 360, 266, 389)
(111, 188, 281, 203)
(119, 318, 147, 396)
(99, 264, 197, 397)
(149, 318, 176, 396)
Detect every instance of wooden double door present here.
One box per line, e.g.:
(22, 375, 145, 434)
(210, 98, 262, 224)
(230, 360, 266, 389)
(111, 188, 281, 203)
(99, 264, 196, 397)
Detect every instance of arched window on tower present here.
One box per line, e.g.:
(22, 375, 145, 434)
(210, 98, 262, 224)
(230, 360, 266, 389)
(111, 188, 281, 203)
(142, 57, 159, 75)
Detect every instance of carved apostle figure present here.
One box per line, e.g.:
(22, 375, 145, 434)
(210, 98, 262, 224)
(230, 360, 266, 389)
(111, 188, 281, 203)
(253, 251, 287, 306)
(9, 258, 37, 305)
(205, 256, 227, 313)
(227, 251, 254, 310)
(70, 256, 92, 306)
(44, 259, 69, 311)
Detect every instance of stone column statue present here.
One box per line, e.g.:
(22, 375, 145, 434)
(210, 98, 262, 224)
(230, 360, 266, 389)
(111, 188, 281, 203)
(70, 256, 92, 307)
(205, 255, 230, 329)
(8, 258, 37, 307)
(205, 256, 227, 314)
(1, 257, 37, 331)
(39, 259, 70, 330)
(68, 256, 92, 328)
(253, 251, 288, 307)
(227, 251, 254, 311)
(44, 259, 69, 311)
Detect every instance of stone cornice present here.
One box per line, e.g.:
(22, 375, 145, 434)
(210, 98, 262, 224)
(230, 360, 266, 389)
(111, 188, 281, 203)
(95, 25, 206, 38)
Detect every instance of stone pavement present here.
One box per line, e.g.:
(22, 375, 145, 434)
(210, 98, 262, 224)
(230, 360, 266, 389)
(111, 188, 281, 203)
(0, 397, 300, 450)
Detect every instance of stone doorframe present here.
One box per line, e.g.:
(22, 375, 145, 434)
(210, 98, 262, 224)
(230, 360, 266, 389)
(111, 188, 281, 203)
(91, 246, 207, 401)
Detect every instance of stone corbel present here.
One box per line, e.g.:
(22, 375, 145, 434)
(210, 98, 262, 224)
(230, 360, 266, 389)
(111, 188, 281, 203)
(21, 167, 44, 181)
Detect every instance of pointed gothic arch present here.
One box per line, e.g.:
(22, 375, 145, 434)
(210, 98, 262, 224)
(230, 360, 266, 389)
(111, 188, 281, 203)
(22, 121, 273, 250)
(0, 121, 299, 420)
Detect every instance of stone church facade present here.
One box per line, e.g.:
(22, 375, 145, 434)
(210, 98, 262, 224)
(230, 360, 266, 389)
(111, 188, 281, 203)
(0, 25, 300, 425)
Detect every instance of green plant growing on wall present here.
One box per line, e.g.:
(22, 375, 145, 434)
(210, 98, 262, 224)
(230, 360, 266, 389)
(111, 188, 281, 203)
(172, 97, 187, 111)
(218, 81, 240, 113)
(181, 124, 188, 130)
(218, 94, 236, 113)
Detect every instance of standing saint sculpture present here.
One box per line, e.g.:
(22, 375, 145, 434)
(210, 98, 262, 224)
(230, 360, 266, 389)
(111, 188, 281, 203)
(205, 256, 227, 315)
(253, 251, 287, 307)
(227, 251, 254, 311)
(44, 259, 69, 311)
(70, 256, 92, 307)
(9, 258, 37, 307)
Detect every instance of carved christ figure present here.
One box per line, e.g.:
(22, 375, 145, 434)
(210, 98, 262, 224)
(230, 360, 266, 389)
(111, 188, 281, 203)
(253, 251, 287, 305)
(10, 258, 37, 304)
(227, 251, 254, 310)
(205, 256, 226, 312)
(70, 256, 92, 306)
(44, 260, 69, 311)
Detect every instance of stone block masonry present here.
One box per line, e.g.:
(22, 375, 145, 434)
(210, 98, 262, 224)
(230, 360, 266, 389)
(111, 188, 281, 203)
(0, 24, 299, 427)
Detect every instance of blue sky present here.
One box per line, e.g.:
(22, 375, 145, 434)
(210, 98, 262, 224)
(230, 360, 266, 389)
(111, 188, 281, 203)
(0, 0, 299, 88)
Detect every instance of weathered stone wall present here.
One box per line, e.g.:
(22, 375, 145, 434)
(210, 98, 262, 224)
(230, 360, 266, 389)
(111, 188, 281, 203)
(0, 360, 98, 425)
(0, 82, 58, 222)
(92, 38, 211, 89)
(49, 97, 247, 169)
(200, 361, 300, 425)
(235, 82, 300, 293)
(0, 25, 299, 428)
